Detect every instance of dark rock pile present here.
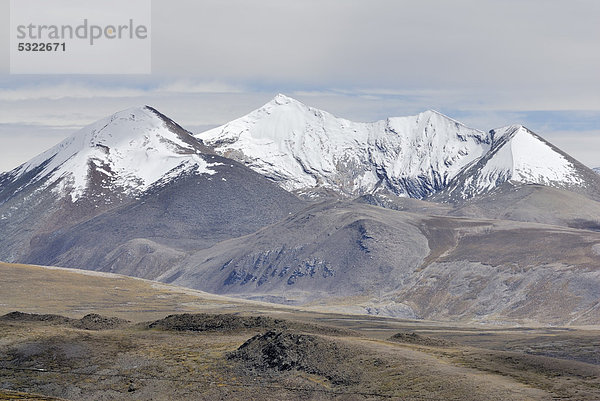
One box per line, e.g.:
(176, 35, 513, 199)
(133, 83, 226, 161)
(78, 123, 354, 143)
(389, 331, 453, 347)
(228, 330, 358, 385)
(147, 313, 287, 332)
(72, 314, 130, 330)
(1, 311, 130, 330)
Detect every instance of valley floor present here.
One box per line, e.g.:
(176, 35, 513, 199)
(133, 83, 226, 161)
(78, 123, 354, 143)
(0, 263, 598, 400)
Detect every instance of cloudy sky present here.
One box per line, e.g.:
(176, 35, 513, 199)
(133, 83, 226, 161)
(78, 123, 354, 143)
(1, 0, 599, 172)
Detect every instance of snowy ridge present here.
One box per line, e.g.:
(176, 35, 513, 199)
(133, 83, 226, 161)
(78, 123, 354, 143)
(9, 106, 218, 202)
(198, 94, 492, 198)
(441, 125, 586, 200)
(3, 97, 592, 205)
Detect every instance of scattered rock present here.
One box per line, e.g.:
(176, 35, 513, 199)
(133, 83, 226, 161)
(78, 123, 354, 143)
(0, 312, 129, 330)
(147, 313, 287, 332)
(389, 331, 453, 347)
(146, 313, 354, 336)
(0, 311, 73, 325)
(71, 314, 130, 330)
(228, 330, 359, 385)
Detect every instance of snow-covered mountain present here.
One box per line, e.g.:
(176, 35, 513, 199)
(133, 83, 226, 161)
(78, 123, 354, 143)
(198, 96, 600, 201)
(197, 94, 492, 199)
(437, 125, 597, 201)
(4, 98, 593, 207)
(0, 105, 305, 268)
(0, 106, 218, 204)
(594, 167, 600, 174)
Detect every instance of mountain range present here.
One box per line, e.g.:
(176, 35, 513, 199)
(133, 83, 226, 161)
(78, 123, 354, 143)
(199, 94, 599, 201)
(1, 95, 599, 324)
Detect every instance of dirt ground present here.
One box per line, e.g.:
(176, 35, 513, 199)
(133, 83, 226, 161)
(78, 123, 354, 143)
(0, 263, 599, 400)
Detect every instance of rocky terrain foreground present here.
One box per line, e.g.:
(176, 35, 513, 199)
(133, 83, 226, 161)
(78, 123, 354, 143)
(0, 263, 598, 400)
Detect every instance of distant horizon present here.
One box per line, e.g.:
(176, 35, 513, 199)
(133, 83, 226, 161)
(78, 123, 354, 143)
(1, 93, 599, 173)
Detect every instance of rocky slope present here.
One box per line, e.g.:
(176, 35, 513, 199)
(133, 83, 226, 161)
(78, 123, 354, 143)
(447, 183, 600, 230)
(157, 201, 600, 324)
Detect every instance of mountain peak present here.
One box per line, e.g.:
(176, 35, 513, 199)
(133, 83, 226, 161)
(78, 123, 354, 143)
(421, 109, 450, 119)
(75, 105, 161, 147)
(198, 99, 491, 198)
(416, 109, 481, 132)
(9, 106, 218, 202)
(437, 125, 588, 201)
(263, 93, 316, 113)
(271, 93, 299, 105)
(490, 124, 528, 143)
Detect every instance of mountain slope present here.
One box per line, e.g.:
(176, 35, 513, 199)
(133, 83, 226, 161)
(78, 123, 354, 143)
(435, 125, 600, 202)
(22, 156, 306, 276)
(0, 106, 306, 269)
(197, 94, 492, 199)
(156, 201, 600, 324)
(447, 183, 600, 230)
(1, 106, 214, 262)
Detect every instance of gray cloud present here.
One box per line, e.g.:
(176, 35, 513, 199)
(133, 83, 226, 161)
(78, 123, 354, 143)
(151, 1, 600, 95)
(0, 0, 598, 171)
(0, 0, 8, 74)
